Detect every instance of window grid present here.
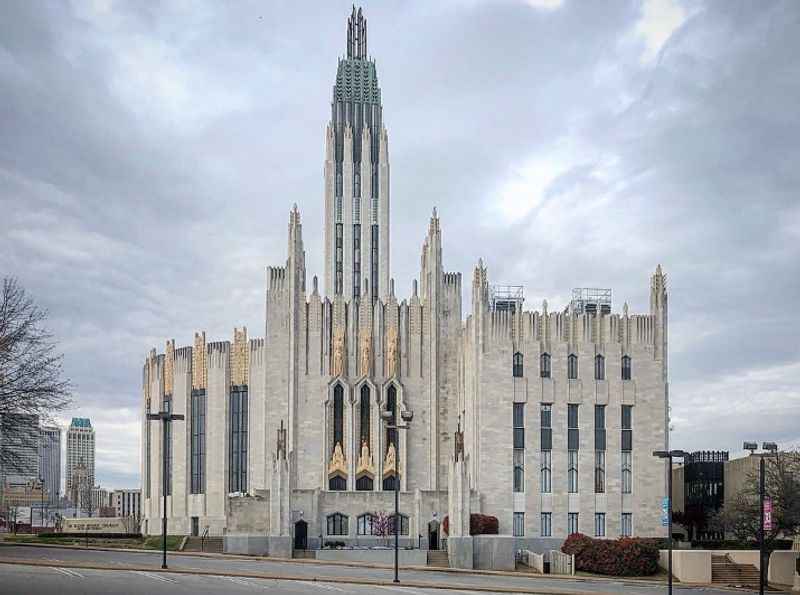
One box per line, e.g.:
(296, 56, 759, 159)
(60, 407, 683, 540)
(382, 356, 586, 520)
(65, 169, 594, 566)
(568, 512, 579, 535)
(568, 404, 579, 450)
(622, 355, 632, 380)
(595, 354, 605, 380)
(357, 513, 375, 535)
(389, 514, 409, 535)
(540, 450, 552, 493)
(568, 450, 578, 493)
(541, 512, 552, 537)
(327, 513, 349, 536)
(353, 223, 361, 299)
(622, 451, 633, 494)
(594, 450, 606, 494)
(190, 389, 206, 494)
(540, 353, 551, 378)
(567, 354, 578, 380)
(512, 352, 524, 378)
(595, 513, 606, 537)
(513, 512, 525, 537)
(540, 404, 552, 493)
(621, 513, 632, 537)
(513, 449, 524, 493)
(229, 386, 248, 493)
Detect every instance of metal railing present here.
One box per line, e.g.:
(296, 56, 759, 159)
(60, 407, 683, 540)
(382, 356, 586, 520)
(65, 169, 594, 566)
(200, 526, 209, 552)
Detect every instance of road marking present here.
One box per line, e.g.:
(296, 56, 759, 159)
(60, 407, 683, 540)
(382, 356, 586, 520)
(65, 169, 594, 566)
(136, 571, 176, 583)
(298, 580, 348, 592)
(52, 567, 84, 579)
(377, 586, 425, 594)
(224, 576, 256, 587)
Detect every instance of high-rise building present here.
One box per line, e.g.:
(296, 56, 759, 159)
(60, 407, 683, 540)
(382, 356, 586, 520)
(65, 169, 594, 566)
(39, 425, 61, 504)
(113, 488, 141, 519)
(65, 417, 95, 501)
(0, 413, 40, 484)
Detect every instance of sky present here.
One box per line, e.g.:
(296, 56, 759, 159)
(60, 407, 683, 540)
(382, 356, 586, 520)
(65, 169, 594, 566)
(2, 0, 799, 490)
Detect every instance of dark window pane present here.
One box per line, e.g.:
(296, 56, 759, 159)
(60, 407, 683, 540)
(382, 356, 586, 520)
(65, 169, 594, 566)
(568, 429, 579, 450)
(513, 427, 525, 449)
(541, 428, 552, 451)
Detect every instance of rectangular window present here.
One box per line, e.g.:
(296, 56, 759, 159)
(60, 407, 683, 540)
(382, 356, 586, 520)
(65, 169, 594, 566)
(594, 405, 606, 451)
(335, 223, 343, 295)
(595, 513, 606, 537)
(621, 513, 632, 537)
(621, 451, 633, 494)
(540, 450, 552, 493)
(621, 405, 633, 451)
(568, 450, 578, 493)
(513, 403, 525, 449)
(353, 223, 361, 299)
(164, 395, 172, 496)
(622, 355, 632, 380)
(229, 386, 248, 493)
(540, 404, 552, 450)
(513, 449, 524, 493)
(513, 512, 525, 537)
(567, 404, 579, 450)
(190, 389, 206, 494)
(568, 512, 579, 535)
(594, 450, 606, 494)
(370, 224, 379, 303)
(541, 512, 552, 537)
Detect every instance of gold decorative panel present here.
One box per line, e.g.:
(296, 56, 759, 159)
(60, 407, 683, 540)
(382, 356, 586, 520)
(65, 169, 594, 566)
(332, 328, 345, 377)
(356, 440, 374, 477)
(385, 326, 398, 378)
(231, 327, 249, 386)
(192, 331, 207, 390)
(328, 442, 347, 479)
(164, 340, 175, 395)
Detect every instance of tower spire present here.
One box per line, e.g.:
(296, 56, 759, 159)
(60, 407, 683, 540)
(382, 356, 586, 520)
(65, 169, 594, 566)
(346, 5, 367, 59)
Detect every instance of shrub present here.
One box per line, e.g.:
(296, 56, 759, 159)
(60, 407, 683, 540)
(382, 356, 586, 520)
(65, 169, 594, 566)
(441, 513, 499, 536)
(562, 533, 659, 577)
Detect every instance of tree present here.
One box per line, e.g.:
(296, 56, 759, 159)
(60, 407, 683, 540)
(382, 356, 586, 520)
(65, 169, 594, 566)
(80, 483, 96, 518)
(711, 451, 800, 545)
(0, 277, 71, 473)
(373, 510, 391, 546)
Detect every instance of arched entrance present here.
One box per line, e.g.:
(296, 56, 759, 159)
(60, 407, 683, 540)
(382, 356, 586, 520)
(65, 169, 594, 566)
(294, 520, 308, 550)
(428, 520, 440, 550)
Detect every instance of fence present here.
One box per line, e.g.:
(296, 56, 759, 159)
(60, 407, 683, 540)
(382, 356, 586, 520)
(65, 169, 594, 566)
(550, 550, 575, 575)
(520, 550, 545, 573)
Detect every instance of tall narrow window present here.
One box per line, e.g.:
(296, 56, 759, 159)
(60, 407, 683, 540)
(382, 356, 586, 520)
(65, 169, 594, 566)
(383, 385, 397, 491)
(359, 385, 370, 447)
(622, 405, 633, 494)
(190, 389, 206, 494)
(512, 352, 523, 378)
(145, 399, 151, 498)
(513, 512, 525, 537)
(513, 403, 524, 492)
(621, 355, 632, 380)
(330, 384, 345, 491)
(371, 224, 379, 304)
(621, 513, 632, 537)
(164, 395, 172, 496)
(229, 386, 248, 493)
(568, 512, 579, 535)
(568, 450, 579, 493)
(595, 405, 606, 494)
(353, 223, 361, 299)
(335, 223, 343, 295)
(540, 404, 552, 493)
(567, 354, 578, 380)
(357, 513, 375, 535)
(541, 512, 552, 537)
(568, 404, 579, 449)
(594, 451, 606, 494)
(594, 354, 605, 380)
(595, 513, 606, 537)
(540, 353, 551, 378)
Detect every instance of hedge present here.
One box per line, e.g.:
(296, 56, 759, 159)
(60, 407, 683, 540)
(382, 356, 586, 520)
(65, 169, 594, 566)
(561, 533, 659, 577)
(441, 513, 499, 536)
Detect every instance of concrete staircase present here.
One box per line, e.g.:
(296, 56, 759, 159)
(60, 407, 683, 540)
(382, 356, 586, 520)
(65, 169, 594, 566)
(427, 550, 449, 568)
(711, 554, 762, 589)
(182, 536, 223, 553)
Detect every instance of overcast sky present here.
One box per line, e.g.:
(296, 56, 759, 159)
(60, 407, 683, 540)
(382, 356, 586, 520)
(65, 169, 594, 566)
(3, 0, 799, 490)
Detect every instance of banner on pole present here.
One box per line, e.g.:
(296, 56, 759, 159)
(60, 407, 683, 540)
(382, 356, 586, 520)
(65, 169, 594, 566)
(764, 497, 773, 531)
(661, 497, 670, 527)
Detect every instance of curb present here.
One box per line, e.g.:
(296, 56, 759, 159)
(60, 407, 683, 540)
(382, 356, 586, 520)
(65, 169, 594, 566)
(0, 557, 617, 595)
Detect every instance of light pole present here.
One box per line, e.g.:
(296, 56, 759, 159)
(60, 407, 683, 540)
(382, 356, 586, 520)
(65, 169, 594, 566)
(381, 408, 413, 584)
(147, 410, 184, 569)
(653, 449, 689, 595)
(743, 441, 778, 595)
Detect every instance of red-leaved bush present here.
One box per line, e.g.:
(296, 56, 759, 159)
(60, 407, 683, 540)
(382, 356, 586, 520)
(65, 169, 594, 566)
(561, 533, 659, 576)
(441, 513, 499, 536)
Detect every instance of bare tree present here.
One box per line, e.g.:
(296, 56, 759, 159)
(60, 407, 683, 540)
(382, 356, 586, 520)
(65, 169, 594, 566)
(0, 277, 71, 473)
(80, 483, 96, 518)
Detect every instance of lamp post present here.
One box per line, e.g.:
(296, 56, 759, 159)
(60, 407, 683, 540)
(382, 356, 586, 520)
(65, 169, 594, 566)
(381, 408, 413, 584)
(653, 449, 689, 595)
(147, 410, 184, 569)
(743, 441, 778, 595)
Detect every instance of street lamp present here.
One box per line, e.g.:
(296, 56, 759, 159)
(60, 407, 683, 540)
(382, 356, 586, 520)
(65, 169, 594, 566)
(743, 440, 778, 595)
(653, 449, 690, 595)
(147, 410, 184, 569)
(381, 408, 413, 584)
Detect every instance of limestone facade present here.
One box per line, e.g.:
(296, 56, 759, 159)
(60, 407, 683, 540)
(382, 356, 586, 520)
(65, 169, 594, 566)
(140, 7, 669, 550)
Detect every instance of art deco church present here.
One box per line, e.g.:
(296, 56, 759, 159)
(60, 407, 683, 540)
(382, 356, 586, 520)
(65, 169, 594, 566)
(141, 7, 669, 555)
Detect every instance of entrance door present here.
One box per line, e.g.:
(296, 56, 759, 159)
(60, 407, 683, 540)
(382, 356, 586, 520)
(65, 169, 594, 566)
(294, 520, 308, 550)
(428, 521, 439, 550)
(191, 516, 199, 537)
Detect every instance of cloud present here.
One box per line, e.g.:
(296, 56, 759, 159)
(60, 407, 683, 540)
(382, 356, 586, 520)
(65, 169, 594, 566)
(2, 0, 799, 489)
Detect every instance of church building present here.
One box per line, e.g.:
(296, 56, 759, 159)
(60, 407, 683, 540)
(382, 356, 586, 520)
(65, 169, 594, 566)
(141, 7, 669, 556)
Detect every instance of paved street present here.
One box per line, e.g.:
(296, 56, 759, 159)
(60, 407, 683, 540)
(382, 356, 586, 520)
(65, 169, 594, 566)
(0, 544, 788, 594)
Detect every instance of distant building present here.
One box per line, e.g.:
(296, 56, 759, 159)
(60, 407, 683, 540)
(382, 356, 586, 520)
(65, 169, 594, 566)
(113, 488, 141, 519)
(671, 451, 728, 541)
(68, 461, 89, 509)
(65, 418, 95, 499)
(0, 413, 40, 484)
(39, 426, 61, 504)
(91, 486, 112, 513)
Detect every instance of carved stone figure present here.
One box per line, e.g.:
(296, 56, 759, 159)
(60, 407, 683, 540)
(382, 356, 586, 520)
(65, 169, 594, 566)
(359, 333, 372, 377)
(356, 439, 374, 476)
(332, 329, 345, 377)
(385, 326, 398, 378)
(328, 441, 347, 479)
(383, 442, 397, 478)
